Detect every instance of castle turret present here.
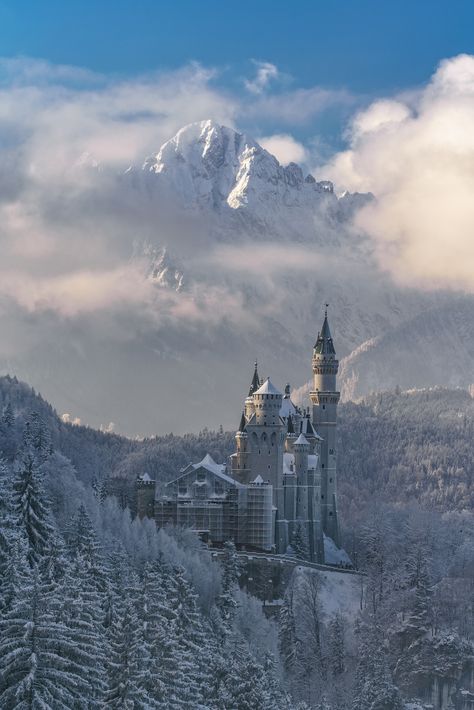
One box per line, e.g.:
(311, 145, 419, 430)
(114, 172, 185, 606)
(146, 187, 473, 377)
(294, 433, 310, 521)
(245, 377, 285, 526)
(232, 411, 251, 482)
(310, 306, 340, 546)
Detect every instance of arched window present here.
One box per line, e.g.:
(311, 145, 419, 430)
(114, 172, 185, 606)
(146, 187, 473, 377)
(271, 432, 276, 446)
(261, 432, 267, 443)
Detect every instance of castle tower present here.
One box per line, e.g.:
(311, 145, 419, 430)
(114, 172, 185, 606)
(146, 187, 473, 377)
(232, 411, 251, 483)
(310, 306, 340, 546)
(294, 433, 310, 521)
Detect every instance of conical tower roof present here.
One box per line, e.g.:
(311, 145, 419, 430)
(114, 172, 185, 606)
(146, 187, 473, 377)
(314, 305, 336, 355)
(248, 361, 261, 396)
(238, 411, 246, 433)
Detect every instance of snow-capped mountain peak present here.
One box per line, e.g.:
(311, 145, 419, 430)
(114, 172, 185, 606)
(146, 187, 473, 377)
(140, 119, 336, 214)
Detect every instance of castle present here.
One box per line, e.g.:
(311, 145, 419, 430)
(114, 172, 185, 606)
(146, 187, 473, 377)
(137, 309, 341, 563)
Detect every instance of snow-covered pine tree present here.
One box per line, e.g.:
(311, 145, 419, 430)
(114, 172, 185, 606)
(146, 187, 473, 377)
(58, 553, 107, 706)
(279, 578, 299, 677)
(217, 540, 242, 628)
(170, 563, 212, 707)
(292, 521, 310, 561)
(12, 444, 55, 566)
(216, 632, 287, 710)
(352, 621, 403, 710)
(105, 594, 151, 708)
(66, 503, 107, 593)
(328, 613, 346, 676)
(0, 459, 14, 581)
(138, 561, 171, 707)
(2, 401, 14, 428)
(29, 411, 53, 464)
(0, 568, 92, 708)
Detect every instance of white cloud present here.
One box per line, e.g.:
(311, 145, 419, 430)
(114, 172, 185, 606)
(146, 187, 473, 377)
(259, 133, 307, 164)
(319, 54, 474, 292)
(244, 60, 279, 94)
(246, 86, 353, 125)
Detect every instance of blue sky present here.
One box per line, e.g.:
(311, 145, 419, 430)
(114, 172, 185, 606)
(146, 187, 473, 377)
(1, 0, 473, 156)
(1, 0, 473, 92)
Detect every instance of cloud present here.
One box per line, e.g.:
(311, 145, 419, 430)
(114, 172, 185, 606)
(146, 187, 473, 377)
(244, 61, 279, 94)
(259, 133, 307, 164)
(246, 86, 354, 125)
(319, 54, 474, 292)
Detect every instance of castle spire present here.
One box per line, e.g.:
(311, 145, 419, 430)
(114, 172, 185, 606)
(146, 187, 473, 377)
(314, 304, 336, 355)
(248, 360, 261, 396)
(238, 411, 246, 433)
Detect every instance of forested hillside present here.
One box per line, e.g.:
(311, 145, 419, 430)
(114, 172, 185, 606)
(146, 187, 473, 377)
(1, 376, 472, 515)
(0, 375, 473, 708)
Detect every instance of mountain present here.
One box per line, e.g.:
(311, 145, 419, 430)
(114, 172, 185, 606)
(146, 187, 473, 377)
(132, 119, 372, 245)
(0, 119, 471, 434)
(338, 296, 474, 401)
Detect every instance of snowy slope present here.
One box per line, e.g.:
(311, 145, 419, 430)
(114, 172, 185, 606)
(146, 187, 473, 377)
(132, 119, 372, 246)
(338, 296, 474, 401)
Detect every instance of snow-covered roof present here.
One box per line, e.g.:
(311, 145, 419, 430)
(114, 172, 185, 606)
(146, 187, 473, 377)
(308, 454, 318, 470)
(255, 378, 282, 396)
(140, 472, 151, 482)
(252, 475, 265, 484)
(170, 454, 237, 487)
(294, 433, 309, 446)
(280, 396, 297, 418)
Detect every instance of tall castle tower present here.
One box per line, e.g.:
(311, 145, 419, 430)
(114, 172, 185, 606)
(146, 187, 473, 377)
(310, 307, 340, 545)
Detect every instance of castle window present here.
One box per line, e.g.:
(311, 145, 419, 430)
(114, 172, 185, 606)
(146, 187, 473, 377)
(329, 478, 332, 483)
(197, 471, 206, 482)
(321, 495, 324, 499)
(329, 512, 333, 516)
(322, 405, 326, 410)
(322, 464, 324, 468)
(178, 485, 187, 496)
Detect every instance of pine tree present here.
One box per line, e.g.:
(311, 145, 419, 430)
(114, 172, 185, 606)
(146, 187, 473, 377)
(292, 521, 310, 561)
(328, 613, 346, 676)
(2, 401, 14, 427)
(217, 540, 242, 628)
(214, 633, 287, 710)
(106, 594, 150, 708)
(352, 621, 403, 710)
(0, 459, 14, 586)
(0, 568, 92, 708)
(12, 445, 55, 566)
(66, 503, 107, 593)
(171, 564, 211, 707)
(279, 580, 299, 676)
(29, 411, 53, 464)
(58, 554, 107, 707)
(138, 561, 170, 707)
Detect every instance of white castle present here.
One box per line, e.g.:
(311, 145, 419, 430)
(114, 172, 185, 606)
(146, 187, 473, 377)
(137, 309, 341, 563)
